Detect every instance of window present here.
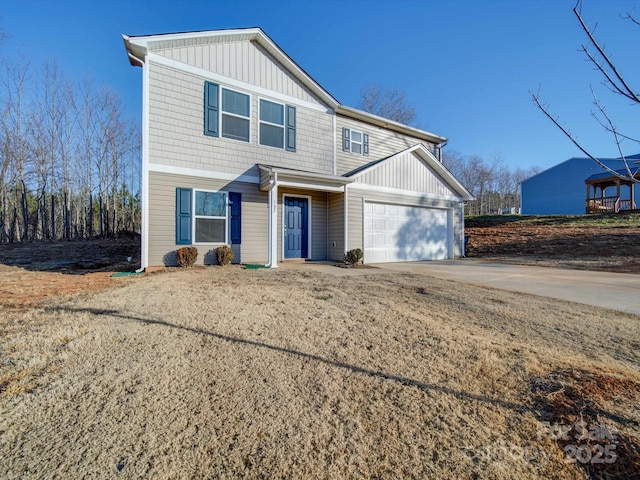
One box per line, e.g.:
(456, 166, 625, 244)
(260, 99, 297, 151)
(260, 99, 284, 148)
(342, 128, 369, 156)
(221, 88, 250, 142)
(204, 82, 250, 142)
(351, 130, 363, 154)
(194, 190, 228, 243)
(176, 188, 242, 246)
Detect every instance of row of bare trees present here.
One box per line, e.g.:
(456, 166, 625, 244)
(443, 151, 539, 216)
(0, 57, 140, 244)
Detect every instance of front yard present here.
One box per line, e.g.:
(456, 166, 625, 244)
(1, 265, 639, 478)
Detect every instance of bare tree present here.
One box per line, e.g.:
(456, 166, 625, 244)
(358, 83, 417, 125)
(443, 149, 540, 215)
(532, 0, 640, 183)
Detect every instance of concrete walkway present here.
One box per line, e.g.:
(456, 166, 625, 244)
(375, 260, 640, 315)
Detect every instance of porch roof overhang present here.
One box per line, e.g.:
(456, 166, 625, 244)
(585, 168, 640, 187)
(258, 164, 354, 193)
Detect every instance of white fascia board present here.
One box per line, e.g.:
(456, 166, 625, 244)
(348, 144, 474, 201)
(125, 28, 264, 50)
(147, 53, 331, 114)
(149, 163, 260, 184)
(349, 182, 466, 203)
(277, 180, 345, 193)
(258, 164, 354, 185)
(336, 105, 447, 144)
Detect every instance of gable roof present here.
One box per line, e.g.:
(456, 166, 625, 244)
(345, 144, 474, 201)
(336, 106, 446, 145)
(522, 155, 640, 184)
(123, 27, 339, 109)
(123, 27, 447, 145)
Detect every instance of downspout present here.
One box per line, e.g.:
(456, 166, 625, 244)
(437, 141, 448, 163)
(128, 51, 147, 273)
(266, 171, 279, 268)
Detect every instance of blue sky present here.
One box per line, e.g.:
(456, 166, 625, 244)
(0, 0, 638, 171)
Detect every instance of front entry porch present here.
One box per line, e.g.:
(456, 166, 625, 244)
(258, 164, 354, 268)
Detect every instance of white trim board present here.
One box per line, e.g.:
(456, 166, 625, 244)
(148, 53, 331, 114)
(349, 182, 464, 203)
(149, 163, 260, 184)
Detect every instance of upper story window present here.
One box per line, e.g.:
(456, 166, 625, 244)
(259, 98, 296, 151)
(342, 127, 369, 156)
(204, 81, 250, 143)
(222, 88, 250, 142)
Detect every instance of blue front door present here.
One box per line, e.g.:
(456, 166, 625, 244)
(284, 197, 308, 259)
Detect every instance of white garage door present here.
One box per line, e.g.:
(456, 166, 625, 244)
(364, 202, 450, 263)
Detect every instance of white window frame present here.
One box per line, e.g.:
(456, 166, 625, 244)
(259, 97, 285, 149)
(221, 87, 251, 143)
(350, 128, 363, 154)
(193, 189, 229, 245)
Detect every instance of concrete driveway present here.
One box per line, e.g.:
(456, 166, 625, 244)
(374, 260, 640, 315)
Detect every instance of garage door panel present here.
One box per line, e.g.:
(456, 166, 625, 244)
(364, 202, 450, 263)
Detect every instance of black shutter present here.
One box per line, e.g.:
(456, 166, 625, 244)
(343, 127, 350, 151)
(363, 133, 369, 156)
(285, 105, 296, 152)
(176, 188, 192, 245)
(204, 81, 219, 137)
(229, 192, 242, 244)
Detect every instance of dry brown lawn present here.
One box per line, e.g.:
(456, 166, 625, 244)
(1, 265, 639, 479)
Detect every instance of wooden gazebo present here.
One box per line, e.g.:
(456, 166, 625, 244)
(585, 168, 639, 213)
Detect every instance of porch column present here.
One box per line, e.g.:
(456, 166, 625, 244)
(586, 183, 590, 213)
(268, 176, 279, 268)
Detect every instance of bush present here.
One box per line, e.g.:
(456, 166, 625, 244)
(176, 246, 198, 268)
(344, 248, 363, 265)
(216, 245, 234, 266)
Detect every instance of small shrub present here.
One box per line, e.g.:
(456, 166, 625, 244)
(176, 246, 198, 268)
(216, 245, 234, 266)
(344, 248, 363, 265)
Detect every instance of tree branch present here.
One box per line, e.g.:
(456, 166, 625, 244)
(574, 2, 640, 104)
(531, 90, 639, 183)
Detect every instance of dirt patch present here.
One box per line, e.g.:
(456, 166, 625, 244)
(466, 215, 640, 274)
(531, 368, 640, 479)
(0, 238, 140, 309)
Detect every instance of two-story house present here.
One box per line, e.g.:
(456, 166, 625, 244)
(123, 28, 472, 269)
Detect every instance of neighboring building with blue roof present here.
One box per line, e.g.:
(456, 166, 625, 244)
(521, 155, 640, 215)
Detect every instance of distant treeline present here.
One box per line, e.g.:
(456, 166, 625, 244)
(0, 56, 140, 244)
(443, 151, 540, 216)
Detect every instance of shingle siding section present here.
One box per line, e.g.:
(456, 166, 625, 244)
(147, 61, 334, 177)
(336, 115, 438, 175)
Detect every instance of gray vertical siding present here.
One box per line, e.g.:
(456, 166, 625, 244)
(147, 61, 335, 177)
(336, 115, 438, 176)
(353, 150, 458, 196)
(153, 41, 325, 105)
